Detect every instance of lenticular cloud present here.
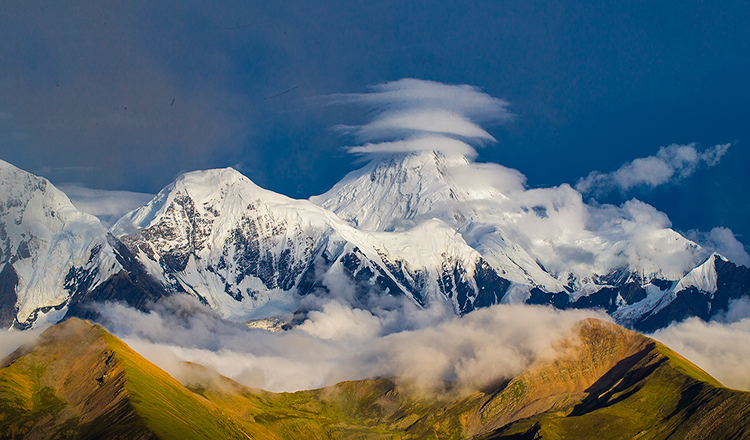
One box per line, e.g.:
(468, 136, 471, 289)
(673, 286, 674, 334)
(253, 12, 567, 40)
(328, 78, 513, 156)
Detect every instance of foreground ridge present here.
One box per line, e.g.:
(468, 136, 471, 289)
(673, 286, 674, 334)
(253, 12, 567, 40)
(1, 318, 748, 439)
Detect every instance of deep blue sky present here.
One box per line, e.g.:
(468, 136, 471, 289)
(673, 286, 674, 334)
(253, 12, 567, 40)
(1, 0, 748, 246)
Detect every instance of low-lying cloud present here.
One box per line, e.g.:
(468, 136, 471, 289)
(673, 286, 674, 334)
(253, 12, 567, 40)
(328, 78, 512, 157)
(651, 297, 750, 391)
(0, 326, 47, 361)
(576, 143, 731, 196)
(96, 295, 604, 395)
(100, 293, 750, 394)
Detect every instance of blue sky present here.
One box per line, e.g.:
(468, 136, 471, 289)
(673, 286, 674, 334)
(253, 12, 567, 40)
(1, 0, 748, 247)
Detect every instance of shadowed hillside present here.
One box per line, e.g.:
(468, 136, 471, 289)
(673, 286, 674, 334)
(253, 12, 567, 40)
(1, 318, 749, 439)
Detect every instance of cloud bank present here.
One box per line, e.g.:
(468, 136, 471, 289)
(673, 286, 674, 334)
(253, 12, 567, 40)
(651, 297, 750, 390)
(94, 293, 750, 396)
(329, 79, 512, 157)
(96, 295, 603, 395)
(576, 143, 731, 196)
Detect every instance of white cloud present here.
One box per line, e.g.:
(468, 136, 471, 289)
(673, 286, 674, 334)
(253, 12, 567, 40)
(328, 78, 512, 121)
(685, 227, 750, 267)
(0, 326, 46, 360)
(345, 109, 496, 143)
(651, 298, 750, 391)
(57, 183, 154, 227)
(95, 295, 605, 395)
(348, 135, 479, 157)
(576, 143, 731, 196)
(328, 78, 512, 157)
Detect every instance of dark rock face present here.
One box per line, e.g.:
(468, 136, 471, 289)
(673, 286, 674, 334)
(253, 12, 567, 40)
(63, 235, 171, 323)
(632, 259, 750, 332)
(528, 288, 570, 309)
(460, 259, 511, 313)
(569, 283, 647, 314)
(633, 287, 710, 333)
(713, 258, 750, 313)
(0, 263, 18, 329)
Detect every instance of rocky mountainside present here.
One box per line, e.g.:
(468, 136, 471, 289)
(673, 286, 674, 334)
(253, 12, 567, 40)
(0, 160, 168, 329)
(312, 150, 750, 330)
(1, 317, 748, 439)
(109, 167, 502, 320)
(1, 154, 748, 330)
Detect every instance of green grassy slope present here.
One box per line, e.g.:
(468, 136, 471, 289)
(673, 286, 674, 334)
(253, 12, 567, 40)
(0, 318, 275, 439)
(1, 318, 749, 440)
(474, 328, 750, 439)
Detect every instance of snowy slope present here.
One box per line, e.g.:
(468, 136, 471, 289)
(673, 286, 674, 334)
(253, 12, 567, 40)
(671, 253, 722, 294)
(111, 167, 511, 320)
(612, 253, 731, 330)
(0, 160, 121, 328)
(312, 151, 709, 294)
(3, 153, 745, 331)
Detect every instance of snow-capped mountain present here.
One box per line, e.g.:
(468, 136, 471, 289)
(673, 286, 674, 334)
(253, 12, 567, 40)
(1, 153, 748, 330)
(312, 152, 565, 292)
(110, 167, 512, 320)
(309, 150, 750, 330)
(613, 254, 750, 331)
(312, 150, 708, 291)
(0, 161, 164, 329)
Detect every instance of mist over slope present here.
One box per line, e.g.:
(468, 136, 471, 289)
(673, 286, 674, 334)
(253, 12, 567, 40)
(94, 296, 605, 393)
(2, 316, 749, 440)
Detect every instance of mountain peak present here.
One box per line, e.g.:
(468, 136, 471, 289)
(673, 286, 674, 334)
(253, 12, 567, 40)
(0, 162, 119, 328)
(112, 166, 276, 236)
(311, 150, 489, 232)
(173, 166, 246, 187)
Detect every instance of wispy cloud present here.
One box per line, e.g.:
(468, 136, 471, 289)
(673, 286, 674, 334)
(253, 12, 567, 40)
(347, 135, 480, 157)
(0, 326, 47, 360)
(576, 143, 731, 196)
(328, 78, 512, 157)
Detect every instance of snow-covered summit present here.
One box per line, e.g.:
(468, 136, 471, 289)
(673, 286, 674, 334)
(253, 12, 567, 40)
(311, 151, 507, 231)
(0, 160, 120, 327)
(2, 155, 745, 331)
(672, 253, 725, 294)
(312, 150, 709, 292)
(111, 164, 523, 318)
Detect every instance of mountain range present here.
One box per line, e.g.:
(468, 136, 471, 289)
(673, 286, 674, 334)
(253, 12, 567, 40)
(1, 316, 748, 439)
(1, 152, 749, 331)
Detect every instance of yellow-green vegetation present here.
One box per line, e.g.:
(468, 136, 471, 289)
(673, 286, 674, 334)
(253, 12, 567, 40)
(1, 317, 749, 440)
